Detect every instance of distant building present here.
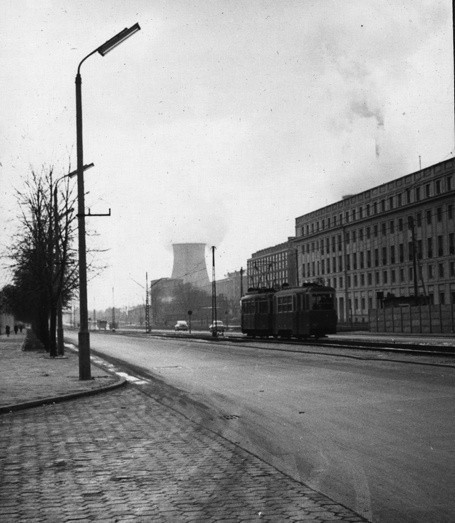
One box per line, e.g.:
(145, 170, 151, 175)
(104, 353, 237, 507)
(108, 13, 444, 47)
(294, 158, 455, 322)
(247, 240, 298, 290)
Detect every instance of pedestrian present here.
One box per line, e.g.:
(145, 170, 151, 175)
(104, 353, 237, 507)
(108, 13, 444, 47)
(14, 325, 19, 335)
(5, 325, 10, 337)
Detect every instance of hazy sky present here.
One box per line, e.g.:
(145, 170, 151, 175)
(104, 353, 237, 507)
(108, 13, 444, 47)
(1, 0, 453, 310)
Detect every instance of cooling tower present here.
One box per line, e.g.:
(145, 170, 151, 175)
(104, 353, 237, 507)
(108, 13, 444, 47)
(171, 243, 210, 289)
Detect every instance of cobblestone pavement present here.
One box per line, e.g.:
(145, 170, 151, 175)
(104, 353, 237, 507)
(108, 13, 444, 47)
(0, 335, 367, 522)
(0, 334, 121, 412)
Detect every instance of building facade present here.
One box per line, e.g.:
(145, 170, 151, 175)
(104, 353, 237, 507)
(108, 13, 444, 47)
(247, 240, 298, 291)
(294, 158, 455, 322)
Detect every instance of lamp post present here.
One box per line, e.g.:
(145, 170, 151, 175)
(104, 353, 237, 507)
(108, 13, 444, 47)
(75, 23, 141, 380)
(54, 164, 94, 356)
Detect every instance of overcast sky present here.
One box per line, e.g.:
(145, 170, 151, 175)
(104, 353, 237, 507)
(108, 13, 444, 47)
(1, 0, 453, 310)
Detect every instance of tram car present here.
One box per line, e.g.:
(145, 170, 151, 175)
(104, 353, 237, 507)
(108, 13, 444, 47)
(240, 288, 275, 337)
(241, 283, 337, 339)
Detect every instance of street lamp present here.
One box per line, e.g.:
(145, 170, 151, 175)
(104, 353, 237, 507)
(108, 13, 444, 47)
(75, 23, 141, 380)
(53, 163, 94, 356)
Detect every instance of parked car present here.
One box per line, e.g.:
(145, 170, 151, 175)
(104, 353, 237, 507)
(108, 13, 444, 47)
(209, 320, 225, 334)
(174, 320, 189, 331)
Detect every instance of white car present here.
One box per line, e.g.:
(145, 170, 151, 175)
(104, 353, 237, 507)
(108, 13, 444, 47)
(174, 320, 189, 331)
(209, 320, 225, 334)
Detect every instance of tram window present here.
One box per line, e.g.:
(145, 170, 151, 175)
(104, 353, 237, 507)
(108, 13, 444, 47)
(277, 295, 293, 313)
(311, 293, 334, 310)
(257, 298, 269, 313)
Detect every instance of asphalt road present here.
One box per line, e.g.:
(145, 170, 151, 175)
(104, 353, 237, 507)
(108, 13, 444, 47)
(66, 331, 455, 522)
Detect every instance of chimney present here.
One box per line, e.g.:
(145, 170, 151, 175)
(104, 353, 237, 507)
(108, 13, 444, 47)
(171, 243, 210, 289)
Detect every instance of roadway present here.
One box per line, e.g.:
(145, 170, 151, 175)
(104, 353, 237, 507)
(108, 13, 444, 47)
(66, 331, 455, 522)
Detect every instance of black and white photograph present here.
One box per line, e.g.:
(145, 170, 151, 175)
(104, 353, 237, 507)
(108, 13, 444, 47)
(1, 1, 454, 521)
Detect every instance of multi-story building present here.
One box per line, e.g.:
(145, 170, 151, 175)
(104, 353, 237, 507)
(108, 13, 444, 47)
(247, 240, 298, 290)
(294, 158, 455, 323)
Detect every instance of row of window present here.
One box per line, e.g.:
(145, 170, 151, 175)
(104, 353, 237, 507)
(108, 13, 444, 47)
(300, 175, 453, 236)
(302, 232, 455, 274)
(301, 207, 454, 256)
(304, 261, 455, 289)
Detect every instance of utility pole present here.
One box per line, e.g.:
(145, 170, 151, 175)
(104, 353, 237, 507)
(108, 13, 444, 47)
(112, 287, 116, 330)
(145, 272, 150, 333)
(211, 246, 218, 337)
(240, 267, 244, 298)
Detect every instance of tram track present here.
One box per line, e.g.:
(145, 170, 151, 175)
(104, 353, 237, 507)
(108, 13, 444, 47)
(96, 328, 455, 359)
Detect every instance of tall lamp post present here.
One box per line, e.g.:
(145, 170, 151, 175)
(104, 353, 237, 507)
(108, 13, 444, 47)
(75, 23, 141, 380)
(54, 163, 94, 356)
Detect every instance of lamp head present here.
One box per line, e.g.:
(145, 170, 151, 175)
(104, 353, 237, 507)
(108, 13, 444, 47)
(97, 23, 141, 56)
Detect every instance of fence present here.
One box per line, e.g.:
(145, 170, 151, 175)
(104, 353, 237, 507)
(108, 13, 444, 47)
(369, 304, 455, 334)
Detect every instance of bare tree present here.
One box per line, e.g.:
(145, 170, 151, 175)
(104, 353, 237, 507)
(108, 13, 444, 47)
(7, 166, 78, 355)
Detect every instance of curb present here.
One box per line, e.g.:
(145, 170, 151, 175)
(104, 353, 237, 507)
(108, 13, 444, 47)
(0, 377, 127, 415)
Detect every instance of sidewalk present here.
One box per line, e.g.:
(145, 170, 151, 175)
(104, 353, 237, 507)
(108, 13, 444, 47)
(0, 334, 367, 522)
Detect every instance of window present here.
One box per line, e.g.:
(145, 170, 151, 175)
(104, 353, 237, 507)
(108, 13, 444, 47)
(449, 204, 453, 220)
(427, 238, 433, 258)
(436, 180, 441, 194)
(374, 225, 378, 237)
(447, 175, 453, 191)
(382, 247, 387, 265)
(368, 272, 373, 285)
(415, 187, 421, 201)
(438, 236, 444, 256)
(428, 265, 433, 279)
(389, 196, 394, 209)
(408, 241, 413, 261)
(374, 248, 379, 267)
(346, 232, 350, 244)
(440, 292, 445, 305)
(338, 235, 342, 251)
(398, 218, 403, 231)
(399, 244, 404, 263)
(367, 250, 371, 268)
(332, 257, 336, 272)
(359, 228, 363, 241)
(375, 272, 380, 284)
(449, 233, 455, 255)
(437, 207, 442, 222)
(390, 245, 395, 264)
(426, 210, 432, 225)
(450, 261, 455, 277)
(339, 256, 343, 271)
(409, 266, 413, 281)
(366, 227, 371, 239)
(311, 293, 335, 311)
(383, 222, 387, 235)
(277, 295, 294, 313)
(373, 202, 378, 214)
(391, 269, 396, 283)
(400, 268, 405, 282)
(397, 194, 402, 207)
(366, 204, 370, 216)
(438, 263, 444, 278)
(383, 270, 388, 283)
(416, 213, 422, 227)
(425, 184, 430, 197)
(381, 199, 386, 212)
